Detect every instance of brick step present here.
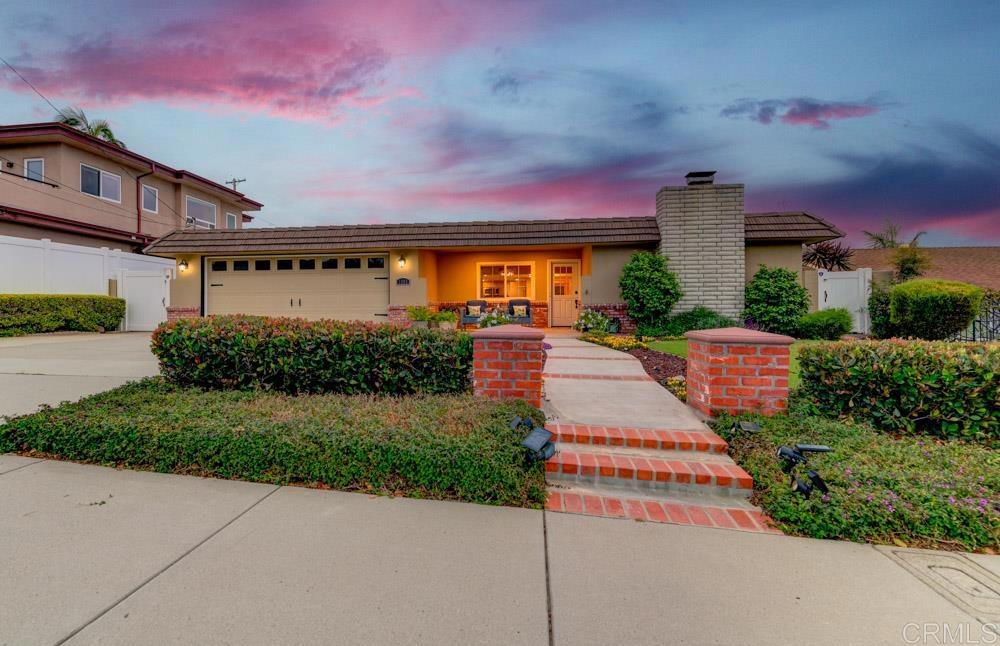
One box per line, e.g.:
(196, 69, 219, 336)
(545, 486, 780, 534)
(546, 423, 727, 454)
(545, 449, 752, 497)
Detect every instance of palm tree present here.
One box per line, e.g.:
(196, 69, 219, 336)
(862, 219, 926, 249)
(55, 107, 126, 148)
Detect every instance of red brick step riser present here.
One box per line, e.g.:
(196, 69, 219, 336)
(545, 423, 727, 454)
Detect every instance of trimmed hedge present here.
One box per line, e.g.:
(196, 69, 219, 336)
(890, 279, 983, 340)
(797, 308, 852, 340)
(152, 315, 473, 395)
(743, 266, 809, 335)
(0, 294, 125, 336)
(618, 251, 683, 327)
(717, 412, 998, 551)
(797, 340, 999, 444)
(0, 379, 546, 507)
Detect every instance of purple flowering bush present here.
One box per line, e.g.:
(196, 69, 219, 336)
(717, 412, 999, 552)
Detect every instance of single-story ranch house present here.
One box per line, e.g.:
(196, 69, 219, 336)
(145, 172, 842, 329)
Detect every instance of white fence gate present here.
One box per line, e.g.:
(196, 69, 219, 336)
(817, 268, 872, 334)
(0, 235, 175, 331)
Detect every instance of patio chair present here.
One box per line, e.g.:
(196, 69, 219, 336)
(461, 300, 488, 326)
(507, 299, 533, 325)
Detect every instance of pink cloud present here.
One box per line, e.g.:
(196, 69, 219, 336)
(3, 1, 538, 120)
(721, 97, 883, 129)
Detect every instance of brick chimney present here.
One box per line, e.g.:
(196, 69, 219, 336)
(655, 172, 745, 318)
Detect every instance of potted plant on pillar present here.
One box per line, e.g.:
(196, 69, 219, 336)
(432, 310, 459, 331)
(406, 306, 433, 328)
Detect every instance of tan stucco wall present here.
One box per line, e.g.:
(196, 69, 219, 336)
(586, 245, 651, 304)
(388, 249, 428, 306)
(170, 255, 203, 309)
(1, 141, 248, 239)
(0, 220, 137, 249)
(745, 244, 804, 282)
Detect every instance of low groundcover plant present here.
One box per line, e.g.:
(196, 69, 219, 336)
(0, 379, 547, 507)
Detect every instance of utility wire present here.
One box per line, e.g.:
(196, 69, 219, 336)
(1, 55, 248, 227)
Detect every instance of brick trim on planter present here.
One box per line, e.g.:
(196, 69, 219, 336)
(470, 324, 545, 407)
(166, 306, 201, 322)
(584, 303, 635, 333)
(684, 327, 793, 417)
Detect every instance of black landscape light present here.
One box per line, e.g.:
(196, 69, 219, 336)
(790, 476, 813, 498)
(776, 446, 808, 472)
(806, 470, 829, 494)
(522, 427, 556, 462)
(795, 444, 832, 455)
(732, 420, 761, 434)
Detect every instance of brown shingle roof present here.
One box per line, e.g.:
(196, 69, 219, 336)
(144, 212, 842, 255)
(144, 216, 662, 254)
(744, 212, 844, 243)
(851, 247, 1000, 291)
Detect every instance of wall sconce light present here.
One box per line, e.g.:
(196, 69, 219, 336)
(178, 259, 189, 272)
(398, 255, 406, 269)
(4, 161, 13, 168)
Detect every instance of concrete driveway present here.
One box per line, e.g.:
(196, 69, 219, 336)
(0, 333, 159, 418)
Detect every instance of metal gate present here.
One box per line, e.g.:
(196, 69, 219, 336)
(116, 268, 171, 331)
(817, 268, 872, 334)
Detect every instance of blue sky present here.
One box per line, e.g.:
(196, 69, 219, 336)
(2, 0, 998, 245)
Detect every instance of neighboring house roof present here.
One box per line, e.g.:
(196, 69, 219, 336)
(744, 212, 844, 243)
(144, 216, 662, 254)
(0, 122, 262, 211)
(0, 202, 157, 246)
(851, 247, 1000, 291)
(145, 212, 842, 256)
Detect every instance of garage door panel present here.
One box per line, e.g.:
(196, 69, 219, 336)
(206, 256, 389, 322)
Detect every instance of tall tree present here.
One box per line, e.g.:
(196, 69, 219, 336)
(55, 107, 126, 148)
(862, 218, 927, 249)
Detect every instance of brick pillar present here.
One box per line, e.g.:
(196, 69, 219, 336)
(387, 305, 409, 326)
(470, 324, 545, 408)
(166, 306, 201, 322)
(685, 327, 792, 417)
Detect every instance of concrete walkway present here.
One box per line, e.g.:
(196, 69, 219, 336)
(1, 456, 995, 645)
(0, 332, 158, 419)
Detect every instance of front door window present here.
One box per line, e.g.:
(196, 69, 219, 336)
(550, 262, 580, 326)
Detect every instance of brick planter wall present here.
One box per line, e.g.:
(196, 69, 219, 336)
(685, 327, 793, 417)
(585, 303, 636, 333)
(166, 306, 200, 322)
(470, 324, 545, 408)
(387, 305, 409, 326)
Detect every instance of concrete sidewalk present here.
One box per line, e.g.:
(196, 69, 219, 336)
(0, 332, 159, 418)
(1, 457, 995, 645)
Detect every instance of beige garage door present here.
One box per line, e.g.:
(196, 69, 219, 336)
(206, 255, 389, 321)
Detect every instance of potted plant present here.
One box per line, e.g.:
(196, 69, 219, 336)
(479, 309, 514, 328)
(432, 310, 459, 330)
(406, 305, 433, 328)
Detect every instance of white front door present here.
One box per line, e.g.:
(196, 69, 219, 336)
(550, 262, 580, 327)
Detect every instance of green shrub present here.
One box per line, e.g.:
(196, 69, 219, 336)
(151, 315, 472, 395)
(0, 294, 125, 336)
(618, 252, 683, 327)
(798, 340, 999, 443)
(573, 308, 611, 332)
(868, 282, 897, 339)
(0, 379, 546, 507)
(742, 266, 809, 335)
(662, 306, 738, 336)
(797, 308, 852, 340)
(890, 279, 983, 340)
(430, 310, 458, 323)
(716, 412, 998, 551)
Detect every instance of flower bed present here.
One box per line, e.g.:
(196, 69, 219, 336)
(152, 315, 473, 395)
(0, 379, 546, 507)
(717, 412, 999, 552)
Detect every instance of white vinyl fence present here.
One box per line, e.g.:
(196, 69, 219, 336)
(0, 235, 174, 331)
(817, 268, 872, 334)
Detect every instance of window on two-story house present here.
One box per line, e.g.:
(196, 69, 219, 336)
(24, 158, 44, 182)
(141, 185, 158, 213)
(226, 212, 238, 229)
(186, 196, 217, 229)
(80, 164, 121, 202)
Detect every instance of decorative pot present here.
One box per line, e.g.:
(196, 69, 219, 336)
(438, 321, 457, 331)
(410, 320, 429, 329)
